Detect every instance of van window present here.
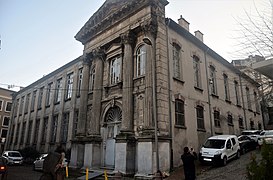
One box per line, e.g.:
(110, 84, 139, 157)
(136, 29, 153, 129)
(231, 138, 236, 146)
(203, 139, 225, 149)
(226, 140, 231, 149)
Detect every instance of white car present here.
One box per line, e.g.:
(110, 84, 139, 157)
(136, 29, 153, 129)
(33, 153, 68, 171)
(241, 130, 262, 142)
(258, 130, 273, 146)
(199, 135, 240, 166)
(2, 151, 23, 165)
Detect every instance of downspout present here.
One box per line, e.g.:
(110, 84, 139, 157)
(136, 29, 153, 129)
(204, 48, 213, 136)
(239, 73, 248, 129)
(166, 18, 173, 171)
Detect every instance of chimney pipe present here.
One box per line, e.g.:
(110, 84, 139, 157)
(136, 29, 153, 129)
(178, 15, 190, 31)
(194, 30, 203, 42)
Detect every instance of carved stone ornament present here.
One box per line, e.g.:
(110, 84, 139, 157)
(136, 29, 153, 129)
(120, 31, 135, 45)
(90, 47, 106, 61)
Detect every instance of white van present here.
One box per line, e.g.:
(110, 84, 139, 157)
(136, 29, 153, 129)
(199, 135, 240, 166)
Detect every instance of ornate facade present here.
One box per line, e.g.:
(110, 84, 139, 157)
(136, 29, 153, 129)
(6, 0, 263, 178)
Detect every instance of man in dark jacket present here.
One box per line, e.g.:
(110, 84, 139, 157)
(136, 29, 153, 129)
(181, 146, 197, 180)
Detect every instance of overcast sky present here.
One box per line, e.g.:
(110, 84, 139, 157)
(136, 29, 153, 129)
(0, 0, 265, 91)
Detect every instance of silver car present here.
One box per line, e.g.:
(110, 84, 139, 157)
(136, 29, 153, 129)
(2, 151, 23, 165)
(33, 153, 68, 171)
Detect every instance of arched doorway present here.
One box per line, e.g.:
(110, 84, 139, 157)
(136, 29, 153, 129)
(104, 106, 122, 167)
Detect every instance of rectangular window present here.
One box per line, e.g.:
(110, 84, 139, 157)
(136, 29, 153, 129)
(19, 96, 25, 115)
(136, 45, 146, 77)
(2, 116, 9, 127)
(209, 66, 217, 95)
(20, 122, 26, 145)
(254, 92, 260, 113)
(55, 78, 62, 103)
(110, 56, 121, 84)
(65, 73, 73, 100)
(73, 110, 79, 138)
(234, 81, 241, 106)
(214, 111, 221, 128)
(31, 91, 37, 111)
(239, 117, 244, 128)
(46, 83, 53, 106)
(1, 129, 8, 138)
(5, 102, 12, 112)
(89, 68, 95, 92)
(196, 106, 204, 129)
(24, 94, 30, 113)
(77, 68, 83, 97)
(51, 114, 58, 143)
(60, 112, 69, 143)
(38, 87, 44, 109)
(175, 99, 185, 126)
(173, 44, 181, 79)
(246, 87, 251, 110)
(227, 114, 233, 125)
(193, 56, 202, 88)
(33, 119, 40, 144)
(223, 74, 230, 101)
(41, 117, 48, 143)
(0, 100, 2, 111)
(26, 120, 32, 144)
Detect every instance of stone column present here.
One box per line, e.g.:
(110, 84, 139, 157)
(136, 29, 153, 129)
(77, 55, 91, 137)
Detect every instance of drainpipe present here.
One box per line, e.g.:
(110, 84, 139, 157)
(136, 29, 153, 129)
(204, 48, 213, 136)
(166, 18, 173, 171)
(239, 73, 248, 129)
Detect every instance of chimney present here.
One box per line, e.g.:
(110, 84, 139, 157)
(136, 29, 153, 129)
(178, 15, 189, 31)
(194, 30, 203, 42)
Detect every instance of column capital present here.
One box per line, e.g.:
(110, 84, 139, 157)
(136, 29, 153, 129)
(120, 31, 135, 45)
(141, 19, 158, 38)
(90, 47, 106, 61)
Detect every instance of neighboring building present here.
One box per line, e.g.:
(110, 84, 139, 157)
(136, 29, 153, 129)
(0, 87, 15, 152)
(232, 55, 273, 129)
(6, 0, 263, 178)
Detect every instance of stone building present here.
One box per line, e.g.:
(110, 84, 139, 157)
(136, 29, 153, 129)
(6, 0, 263, 178)
(0, 87, 14, 152)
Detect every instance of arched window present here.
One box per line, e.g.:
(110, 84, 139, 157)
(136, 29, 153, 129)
(136, 45, 146, 77)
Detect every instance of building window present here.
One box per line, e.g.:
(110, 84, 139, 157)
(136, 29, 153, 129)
(234, 81, 241, 106)
(31, 91, 37, 111)
(209, 66, 217, 95)
(173, 43, 181, 79)
(1, 129, 8, 138)
(24, 94, 30, 113)
(55, 78, 62, 103)
(60, 112, 69, 143)
(136, 45, 146, 77)
(33, 119, 40, 144)
(175, 99, 185, 126)
(5, 102, 12, 112)
(19, 96, 25, 115)
(46, 83, 53, 106)
(41, 117, 48, 143)
(73, 110, 79, 138)
(214, 110, 220, 128)
(110, 56, 121, 84)
(2, 116, 9, 127)
(223, 74, 230, 101)
(77, 68, 83, 97)
(89, 67, 95, 92)
(196, 105, 204, 129)
(250, 121, 254, 129)
(26, 120, 32, 144)
(51, 114, 58, 143)
(0, 100, 2, 111)
(38, 87, 44, 109)
(65, 73, 73, 100)
(254, 92, 260, 113)
(246, 87, 251, 110)
(239, 117, 244, 128)
(20, 122, 26, 145)
(227, 114, 233, 125)
(193, 55, 202, 88)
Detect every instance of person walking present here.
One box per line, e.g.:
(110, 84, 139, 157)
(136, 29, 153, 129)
(181, 146, 197, 180)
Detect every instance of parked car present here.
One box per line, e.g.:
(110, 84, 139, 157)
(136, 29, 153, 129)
(2, 151, 23, 165)
(238, 135, 257, 154)
(258, 130, 273, 146)
(199, 135, 240, 166)
(0, 157, 8, 179)
(33, 153, 68, 171)
(241, 130, 262, 142)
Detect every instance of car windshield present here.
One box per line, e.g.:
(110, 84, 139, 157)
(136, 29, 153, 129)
(8, 152, 21, 157)
(203, 139, 226, 149)
(242, 131, 259, 135)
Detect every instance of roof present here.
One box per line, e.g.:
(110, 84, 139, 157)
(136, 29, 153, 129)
(208, 135, 236, 140)
(166, 18, 260, 87)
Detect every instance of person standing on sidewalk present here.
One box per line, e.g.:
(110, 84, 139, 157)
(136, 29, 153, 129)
(181, 146, 197, 180)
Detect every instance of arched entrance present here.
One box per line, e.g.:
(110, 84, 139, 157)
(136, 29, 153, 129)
(104, 106, 122, 167)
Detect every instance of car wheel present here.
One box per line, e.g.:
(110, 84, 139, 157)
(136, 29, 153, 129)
(236, 151, 240, 159)
(222, 156, 227, 166)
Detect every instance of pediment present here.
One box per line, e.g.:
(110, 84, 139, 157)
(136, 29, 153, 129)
(106, 44, 121, 54)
